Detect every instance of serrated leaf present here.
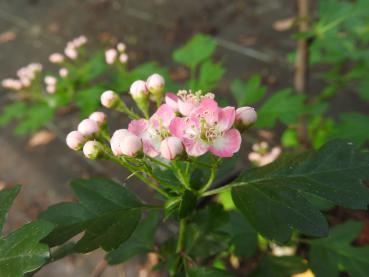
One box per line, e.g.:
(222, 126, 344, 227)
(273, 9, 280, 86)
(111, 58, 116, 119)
(178, 190, 197, 218)
(310, 220, 369, 277)
(78, 51, 108, 83)
(231, 75, 267, 106)
(75, 86, 105, 117)
(256, 89, 305, 128)
(106, 212, 159, 264)
(332, 113, 369, 146)
(173, 34, 217, 68)
(231, 140, 369, 242)
(0, 102, 27, 127)
(196, 60, 225, 91)
(0, 220, 54, 277)
(40, 178, 142, 253)
(250, 256, 307, 277)
(188, 267, 235, 277)
(0, 185, 21, 234)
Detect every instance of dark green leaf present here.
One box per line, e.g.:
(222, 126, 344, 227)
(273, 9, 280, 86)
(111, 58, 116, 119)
(0, 185, 21, 234)
(232, 140, 369, 242)
(173, 34, 217, 68)
(250, 256, 307, 277)
(178, 190, 197, 219)
(196, 60, 225, 91)
(231, 75, 267, 106)
(40, 178, 142, 252)
(188, 267, 235, 277)
(0, 220, 54, 277)
(256, 89, 305, 128)
(332, 113, 369, 146)
(310, 221, 369, 277)
(106, 212, 159, 264)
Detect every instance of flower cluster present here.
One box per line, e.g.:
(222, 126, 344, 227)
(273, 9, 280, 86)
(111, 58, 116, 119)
(1, 63, 42, 91)
(66, 74, 257, 161)
(248, 141, 281, 166)
(105, 42, 128, 65)
(64, 35, 87, 60)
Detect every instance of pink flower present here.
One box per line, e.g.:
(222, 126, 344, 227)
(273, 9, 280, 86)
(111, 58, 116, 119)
(128, 119, 161, 157)
(66, 131, 85, 151)
(146, 73, 165, 95)
(105, 49, 117, 64)
(89, 111, 107, 126)
(78, 119, 99, 137)
(175, 90, 215, 116)
(49, 53, 64, 64)
(110, 129, 142, 157)
(170, 99, 241, 157)
(160, 137, 183, 160)
(165, 93, 179, 112)
(101, 90, 119, 108)
(236, 107, 257, 127)
(83, 140, 101, 159)
(150, 104, 176, 128)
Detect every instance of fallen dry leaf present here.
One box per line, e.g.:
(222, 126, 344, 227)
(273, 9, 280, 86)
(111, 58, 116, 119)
(27, 130, 56, 148)
(238, 35, 257, 46)
(0, 181, 6, 190)
(0, 30, 17, 43)
(292, 269, 315, 277)
(273, 17, 295, 31)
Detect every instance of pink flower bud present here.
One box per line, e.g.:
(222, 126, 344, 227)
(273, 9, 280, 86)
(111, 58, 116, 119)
(83, 140, 101, 159)
(44, 76, 57, 86)
(66, 130, 85, 151)
(119, 53, 128, 64)
(59, 68, 69, 77)
(117, 42, 126, 52)
(89, 111, 107, 126)
(160, 136, 183, 160)
(236, 107, 257, 126)
(49, 53, 64, 63)
(101, 90, 119, 108)
(146, 73, 165, 95)
(105, 49, 117, 64)
(77, 119, 99, 136)
(129, 80, 148, 99)
(46, 85, 56, 94)
(110, 129, 142, 157)
(1, 79, 22, 90)
(65, 46, 78, 60)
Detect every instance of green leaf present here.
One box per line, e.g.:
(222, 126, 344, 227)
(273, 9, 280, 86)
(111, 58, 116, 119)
(178, 190, 197, 218)
(173, 34, 217, 68)
(231, 75, 267, 106)
(250, 256, 307, 277)
(78, 51, 108, 83)
(0, 220, 54, 277)
(0, 102, 27, 127)
(106, 212, 159, 264)
(310, 220, 369, 277)
(0, 185, 21, 234)
(281, 128, 299, 148)
(188, 267, 235, 277)
(14, 104, 54, 135)
(231, 140, 369, 242)
(256, 89, 305, 128)
(332, 113, 369, 145)
(40, 178, 142, 253)
(196, 60, 225, 91)
(75, 86, 105, 117)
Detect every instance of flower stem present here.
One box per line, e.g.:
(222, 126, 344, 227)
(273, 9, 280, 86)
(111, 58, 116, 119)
(176, 218, 186, 254)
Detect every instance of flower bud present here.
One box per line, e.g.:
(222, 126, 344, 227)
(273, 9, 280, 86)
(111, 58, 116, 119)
(44, 76, 57, 86)
(110, 129, 129, 156)
(160, 136, 183, 160)
(83, 140, 102, 159)
(89, 111, 107, 126)
(46, 85, 56, 94)
(65, 46, 78, 60)
(101, 90, 119, 108)
(111, 129, 142, 157)
(105, 49, 117, 64)
(49, 53, 64, 64)
(130, 80, 148, 99)
(77, 118, 99, 137)
(146, 73, 165, 95)
(59, 68, 69, 77)
(236, 107, 257, 127)
(66, 130, 85, 151)
(117, 42, 126, 52)
(119, 53, 128, 64)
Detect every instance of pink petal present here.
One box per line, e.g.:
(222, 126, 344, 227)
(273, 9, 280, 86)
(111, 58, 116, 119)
(128, 119, 148, 137)
(169, 117, 186, 138)
(165, 93, 179, 112)
(183, 138, 208, 157)
(143, 140, 160, 157)
(191, 98, 219, 125)
(217, 107, 236, 131)
(209, 129, 241, 157)
(178, 99, 195, 116)
(150, 104, 176, 127)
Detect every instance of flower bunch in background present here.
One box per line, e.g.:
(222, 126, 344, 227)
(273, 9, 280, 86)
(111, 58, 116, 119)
(105, 42, 128, 65)
(2, 63, 42, 92)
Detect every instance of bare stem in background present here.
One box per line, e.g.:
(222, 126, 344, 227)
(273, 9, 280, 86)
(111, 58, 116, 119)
(295, 0, 310, 147)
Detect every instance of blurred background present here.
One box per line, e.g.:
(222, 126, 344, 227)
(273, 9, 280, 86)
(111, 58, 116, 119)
(0, 0, 368, 276)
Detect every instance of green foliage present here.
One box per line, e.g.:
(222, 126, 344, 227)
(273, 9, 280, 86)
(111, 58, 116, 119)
(178, 190, 197, 218)
(310, 221, 369, 277)
(106, 212, 159, 264)
(196, 60, 225, 92)
(0, 102, 27, 127)
(0, 185, 20, 233)
(250, 256, 307, 277)
(332, 113, 369, 146)
(255, 89, 305, 128)
(40, 178, 142, 253)
(188, 267, 235, 277)
(75, 86, 105, 117)
(231, 75, 267, 106)
(173, 34, 217, 68)
(231, 140, 369, 242)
